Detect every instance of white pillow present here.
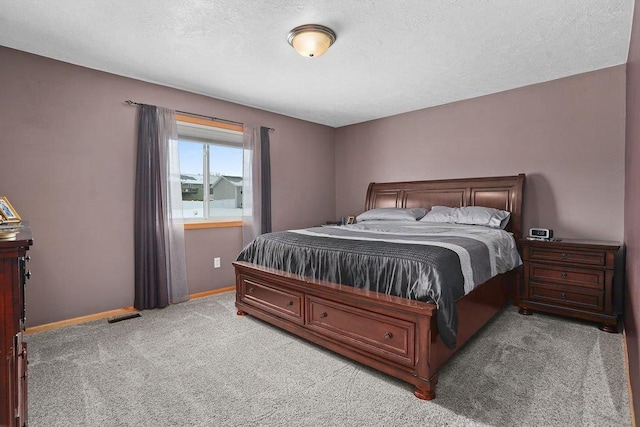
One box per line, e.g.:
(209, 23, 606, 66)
(420, 206, 511, 229)
(356, 207, 427, 222)
(456, 206, 511, 229)
(419, 206, 457, 223)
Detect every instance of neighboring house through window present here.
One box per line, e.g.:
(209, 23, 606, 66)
(176, 115, 243, 222)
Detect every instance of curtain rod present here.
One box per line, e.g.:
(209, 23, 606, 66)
(124, 100, 275, 131)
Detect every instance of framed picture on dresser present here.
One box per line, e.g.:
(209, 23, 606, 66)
(0, 196, 21, 223)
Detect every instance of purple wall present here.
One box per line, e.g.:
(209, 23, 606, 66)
(335, 66, 626, 242)
(625, 0, 640, 419)
(0, 46, 335, 326)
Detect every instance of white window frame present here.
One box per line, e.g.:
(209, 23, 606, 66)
(176, 116, 243, 228)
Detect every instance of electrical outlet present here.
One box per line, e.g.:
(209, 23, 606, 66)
(214, 257, 221, 268)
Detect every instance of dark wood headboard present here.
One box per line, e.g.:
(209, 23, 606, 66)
(365, 174, 526, 239)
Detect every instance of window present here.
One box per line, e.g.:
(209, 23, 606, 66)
(176, 115, 243, 223)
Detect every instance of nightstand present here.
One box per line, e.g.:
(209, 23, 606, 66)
(519, 238, 621, 332)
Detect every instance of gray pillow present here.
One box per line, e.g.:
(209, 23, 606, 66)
(356, 207, 427, 222)
(420, 205, 511, 229)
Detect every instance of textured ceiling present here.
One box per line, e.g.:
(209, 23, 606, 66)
(0, 1, 634, 127)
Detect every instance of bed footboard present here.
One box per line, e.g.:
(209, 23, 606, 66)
(234, 260, 517, 399)
(234, 260, 441, 399)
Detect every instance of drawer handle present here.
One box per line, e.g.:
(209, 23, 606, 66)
(287, 300, 294, 306)
(384, 332, 393, 341)
(561, 272, 567, 279)
(320, 312, 328, 318)
(247, 287, 254, 295)
(561, 253, 567, 259)
(25, 271, 32, 280)
(560, 292, 567, 299)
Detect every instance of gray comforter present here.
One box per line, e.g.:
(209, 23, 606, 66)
(237, 221, 521, 348)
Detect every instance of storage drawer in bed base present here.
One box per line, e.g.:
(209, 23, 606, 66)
(306, 296, 416, 367)
(238, 277, 304, 324)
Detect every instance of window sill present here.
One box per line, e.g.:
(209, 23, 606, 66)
(184, 220, 242, 230)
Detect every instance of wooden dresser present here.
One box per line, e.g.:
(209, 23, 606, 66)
(0, 226, 32, 427)
(519, 238, 621, 332)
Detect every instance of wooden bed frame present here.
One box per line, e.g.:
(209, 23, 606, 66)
(234, 174, 525, 400)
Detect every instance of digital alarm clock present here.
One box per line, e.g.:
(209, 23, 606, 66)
(529, 228, 553, 239)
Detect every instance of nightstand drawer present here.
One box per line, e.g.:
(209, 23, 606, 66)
(529, 264, 604, 290)
(528, 247, 606, 267)
(528, 283, 603, 312)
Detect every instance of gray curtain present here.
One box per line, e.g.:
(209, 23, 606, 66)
(242, 125, 272, 247)
(134, 105, 188, 310)
(260, 126, 272, 235)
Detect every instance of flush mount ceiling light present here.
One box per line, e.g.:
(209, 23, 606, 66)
(287, 24, 337, 58)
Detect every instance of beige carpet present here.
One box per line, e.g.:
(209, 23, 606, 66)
(25, 291, 631, 426)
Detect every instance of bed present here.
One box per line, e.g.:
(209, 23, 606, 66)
(233, 174, 525, 399)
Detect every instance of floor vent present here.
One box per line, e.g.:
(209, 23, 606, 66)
(107, 313, 141, 324)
